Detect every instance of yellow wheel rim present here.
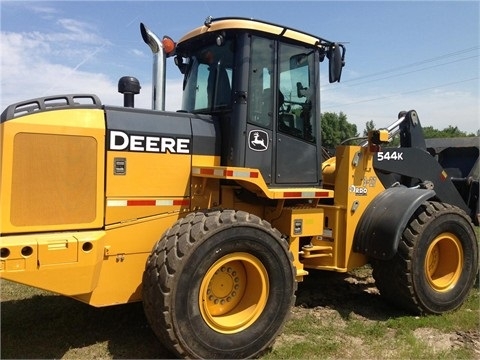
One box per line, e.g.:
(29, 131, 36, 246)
(199, 252, 269, 334)
(425, 232, 463, 292)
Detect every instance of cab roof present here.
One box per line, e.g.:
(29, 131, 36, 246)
(178, 16, 335, 49)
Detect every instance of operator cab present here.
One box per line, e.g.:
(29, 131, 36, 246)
(175, 17, 344, 187)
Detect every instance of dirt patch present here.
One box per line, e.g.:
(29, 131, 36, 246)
(453, 330, 480, 355)
(413, 328, 480, 355)
(295, 266, 396, 321)
(413, 327, 457, 353)
(294, 305, 348, 328)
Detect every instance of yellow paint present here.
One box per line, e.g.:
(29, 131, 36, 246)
(199, 252, 269, 334)
(179, 18, 323, 48)
(0, 231, 105, 295)
(425, 232, 463, 292)
(0, 109, 105, 234)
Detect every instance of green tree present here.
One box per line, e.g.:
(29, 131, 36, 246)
(363, 120, 376, 136)
(321, 112, 358, 148)
(423, 125, 475, 138)
(389, 124, 476, 146)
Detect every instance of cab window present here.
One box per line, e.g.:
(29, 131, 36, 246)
(247, 36, 317, 142)
(181, 39, 234, 113)
(247, 36, 275, 128)
(278, 42, 316, 142)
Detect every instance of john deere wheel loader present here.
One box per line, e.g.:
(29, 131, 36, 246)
(1, 17, 478, 359)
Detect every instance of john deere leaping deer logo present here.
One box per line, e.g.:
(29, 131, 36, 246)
(248, 130, 269, 152)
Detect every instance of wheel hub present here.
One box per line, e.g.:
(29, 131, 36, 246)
(206, 264, 245, 315)
(425, 232, 463, 292)
(199, 252, 269, 334)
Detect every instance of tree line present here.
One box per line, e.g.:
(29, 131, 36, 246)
(321, 112, 478, 149)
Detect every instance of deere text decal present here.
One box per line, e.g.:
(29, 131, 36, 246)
(108, 130, 191, 154)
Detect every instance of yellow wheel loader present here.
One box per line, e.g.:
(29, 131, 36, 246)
(1, 17, 478, 358)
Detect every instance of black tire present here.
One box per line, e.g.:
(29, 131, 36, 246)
(142, 210, 296, 359)
(372, 201, 479, 315)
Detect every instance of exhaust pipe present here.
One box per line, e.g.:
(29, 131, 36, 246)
(140, 23, 166, 111)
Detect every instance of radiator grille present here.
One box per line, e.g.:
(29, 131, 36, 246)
(11, 133, 97, 226)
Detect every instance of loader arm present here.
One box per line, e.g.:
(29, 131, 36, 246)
(373, 147, 470, 214)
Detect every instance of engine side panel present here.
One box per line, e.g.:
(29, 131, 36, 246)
(1, 108, 106, 234)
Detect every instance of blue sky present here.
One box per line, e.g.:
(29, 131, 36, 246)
(1, 0, 479, 133)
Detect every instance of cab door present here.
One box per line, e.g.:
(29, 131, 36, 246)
(244, 36, 275, 184)
(244, 36, 320, 187)
(275, 42, 319, 186)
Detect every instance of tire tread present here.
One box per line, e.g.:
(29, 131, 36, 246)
(142, 210, 295, 358)
(373, 201, 478, 315)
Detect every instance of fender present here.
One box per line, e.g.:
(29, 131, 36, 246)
(353, 186, 435, 260)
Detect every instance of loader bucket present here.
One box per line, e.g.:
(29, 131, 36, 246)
(426, 137, 479, 224)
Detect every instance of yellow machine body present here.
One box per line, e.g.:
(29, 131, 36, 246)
(0, 102, 384, 305)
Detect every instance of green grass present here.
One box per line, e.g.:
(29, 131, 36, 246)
(264, 288, 479, 359)
(264, 267, 479, 360)
(1, 260, 479, 359)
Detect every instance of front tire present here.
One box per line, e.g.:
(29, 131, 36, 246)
(373, 201, 479, 314)
(142, 210, 296, 358)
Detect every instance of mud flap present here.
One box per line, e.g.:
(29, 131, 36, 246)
(353, 186, 435, 260)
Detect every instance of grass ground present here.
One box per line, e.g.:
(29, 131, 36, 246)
(267, 268, 479, 359)
(1, 266, 479, 359)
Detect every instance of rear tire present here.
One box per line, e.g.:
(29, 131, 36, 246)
(373, 201, 479, 314)
(142, 210, 296, 358)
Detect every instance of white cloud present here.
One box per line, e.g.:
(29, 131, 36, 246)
(165, 79, 184, 111)
(57, 18, 91, 33)
(130, 48, 145, 57)
(0, 28, 184, 113)
(135, 78, 184, 111)
(0, 17, 115, 110)
(29, 4, 59, 19)
(0, 4, 187, 113)
(9, 28, 111, 88)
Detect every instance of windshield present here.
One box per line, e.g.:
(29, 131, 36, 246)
(180, 39, 234, 113)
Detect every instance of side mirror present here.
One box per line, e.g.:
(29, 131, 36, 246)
(327, 43, 345, 83)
